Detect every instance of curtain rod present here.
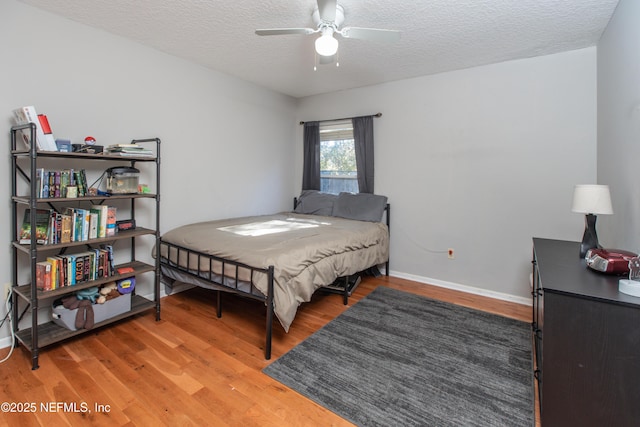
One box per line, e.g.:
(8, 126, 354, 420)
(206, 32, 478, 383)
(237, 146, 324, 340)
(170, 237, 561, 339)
(299, 112, 382, 125)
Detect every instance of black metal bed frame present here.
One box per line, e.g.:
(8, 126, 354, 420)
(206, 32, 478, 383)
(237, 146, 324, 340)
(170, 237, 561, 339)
(158, 202, 390, 360)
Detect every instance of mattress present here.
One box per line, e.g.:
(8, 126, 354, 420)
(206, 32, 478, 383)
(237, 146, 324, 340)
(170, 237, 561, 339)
(159, 212, 389, 331)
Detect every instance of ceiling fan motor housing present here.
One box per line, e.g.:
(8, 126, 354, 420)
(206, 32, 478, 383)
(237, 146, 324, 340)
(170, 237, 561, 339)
(313, 4, 344, 29)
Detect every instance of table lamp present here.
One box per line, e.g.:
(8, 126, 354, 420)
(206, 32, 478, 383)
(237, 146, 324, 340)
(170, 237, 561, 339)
(571, 184, 613, 258)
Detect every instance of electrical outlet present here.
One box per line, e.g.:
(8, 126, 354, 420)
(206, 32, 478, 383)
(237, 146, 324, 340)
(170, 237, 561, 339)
(3, 283, 11, 299)
(448, 248, 455, 259)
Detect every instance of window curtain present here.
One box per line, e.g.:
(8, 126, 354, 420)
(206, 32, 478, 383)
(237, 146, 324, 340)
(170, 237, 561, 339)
(302, 121, 321, 190)
(353, 115, 375, 194)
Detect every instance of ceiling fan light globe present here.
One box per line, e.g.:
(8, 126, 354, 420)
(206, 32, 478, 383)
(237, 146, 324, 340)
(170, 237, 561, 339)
(315, 33, 339, 56)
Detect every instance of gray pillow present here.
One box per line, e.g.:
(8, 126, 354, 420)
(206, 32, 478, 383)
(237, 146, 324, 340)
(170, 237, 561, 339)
(332, 192, 388, 222)
(294, 190, 337, 216)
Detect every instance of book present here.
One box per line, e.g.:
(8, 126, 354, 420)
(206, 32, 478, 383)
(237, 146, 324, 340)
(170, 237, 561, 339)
(60, 170, 71, 197)
(12, 106, 58, 151)
(106, 144, 153, 157)
(74, 255, 85, 284)
(91, 204, 109, 238)
(52, 170, 61, 198)
(74, 208, 85, 241)
(63, 207, 77, 242)
(82, 210, 91, 241)
(55, 139, 72, 152)
(109, 150, 154, 157)
(60, 214, 72, 243)
(36, 261, 52, 291)
(35, 168, 44, 198)
(73, 169, 88, 197)
(105, 245, 115, 276)
(59, 256, 69, 287)
(89, 212, 98, 239)
(110, 144, 142, 148)
(48, 211, 59, 245)
(37, 114, 58, 152)
(46, 256, 63, 290)
(101, 247, 112, 278)
(66, 254, 76, 286)
(19, 209, 52, 244)
(12, 107, 44, 150)
(97, 250, 106, 278)
(106, 207, 117, 237)
(117, 266, 135, 275)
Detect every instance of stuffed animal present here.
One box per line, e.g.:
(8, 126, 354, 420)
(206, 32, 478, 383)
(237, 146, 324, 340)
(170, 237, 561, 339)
(96, 282, 120, 304)
(60, 295, 94, 329)
(76, 287, 100, 303)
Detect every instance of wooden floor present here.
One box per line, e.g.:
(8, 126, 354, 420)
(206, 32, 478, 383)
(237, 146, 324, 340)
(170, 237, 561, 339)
(0, 276, 538, 426)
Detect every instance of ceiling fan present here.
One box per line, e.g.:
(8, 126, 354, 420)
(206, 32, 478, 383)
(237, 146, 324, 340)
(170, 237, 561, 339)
(255, 0, 401, 64)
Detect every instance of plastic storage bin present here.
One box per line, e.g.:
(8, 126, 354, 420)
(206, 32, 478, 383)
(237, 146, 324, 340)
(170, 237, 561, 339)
(52, 293, 131, 331)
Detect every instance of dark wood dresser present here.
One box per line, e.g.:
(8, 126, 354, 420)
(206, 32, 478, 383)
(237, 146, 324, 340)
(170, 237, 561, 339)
(532, 237, 640, 426)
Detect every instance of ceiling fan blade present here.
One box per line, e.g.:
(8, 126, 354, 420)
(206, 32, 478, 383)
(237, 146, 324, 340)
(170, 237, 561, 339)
(317, 0, 337, 22)
(255, 28, 316, 36)
(340, 27, 401, 43)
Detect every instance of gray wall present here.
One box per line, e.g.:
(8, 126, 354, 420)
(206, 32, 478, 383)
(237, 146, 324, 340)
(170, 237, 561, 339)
(597, 0, 640, 253)
(0, 0, 297, 345)
(295, 48, 598, 303)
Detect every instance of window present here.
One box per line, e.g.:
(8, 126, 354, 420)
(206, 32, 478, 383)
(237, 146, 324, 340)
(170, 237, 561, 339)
(319, 120, 358, 194)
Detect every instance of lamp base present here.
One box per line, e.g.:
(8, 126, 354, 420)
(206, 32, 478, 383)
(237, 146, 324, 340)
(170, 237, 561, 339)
(579, 213, 600, 258)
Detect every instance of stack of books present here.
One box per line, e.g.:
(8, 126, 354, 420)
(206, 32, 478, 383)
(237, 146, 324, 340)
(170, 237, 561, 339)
(106, 143, 153, 157)
(36, 245, 115, 291)
(35, 168, 89, 198)
(19, 205, 117, 246)
(12, 105, 58, 151)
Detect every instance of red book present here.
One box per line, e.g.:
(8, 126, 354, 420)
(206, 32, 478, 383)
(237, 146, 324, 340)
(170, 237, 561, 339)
(37, 114, 52, 134)
(117, 266, 135, 275)
(36, 261, 52, 291)
(36, 113, 58, 151)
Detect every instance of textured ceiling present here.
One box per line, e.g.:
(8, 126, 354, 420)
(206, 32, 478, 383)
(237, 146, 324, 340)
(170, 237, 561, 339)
(19, 0, 619, 98)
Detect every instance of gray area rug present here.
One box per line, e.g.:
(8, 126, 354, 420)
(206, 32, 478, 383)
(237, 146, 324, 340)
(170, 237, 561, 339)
(264, 286, 533, 426)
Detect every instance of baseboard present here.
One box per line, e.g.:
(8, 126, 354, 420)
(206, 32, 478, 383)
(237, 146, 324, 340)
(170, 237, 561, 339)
(389, 270, 532, 307)
(0, 335, 12, 352)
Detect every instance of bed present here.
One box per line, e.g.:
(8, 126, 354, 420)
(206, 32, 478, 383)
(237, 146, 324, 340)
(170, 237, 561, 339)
(158, 191, 390, 359)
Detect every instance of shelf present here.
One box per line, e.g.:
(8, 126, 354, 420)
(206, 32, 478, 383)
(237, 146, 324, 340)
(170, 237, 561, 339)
(13, 193, 157, 204)
(13, 261, 155, 301)
(10, 129, 161, 369)
(14, 294, 156, 350)
(11, 149, 157, 162)
(12, 227, 157, 254)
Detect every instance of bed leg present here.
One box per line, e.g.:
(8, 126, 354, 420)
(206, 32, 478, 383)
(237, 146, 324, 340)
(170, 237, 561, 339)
(265, 266, 274, 360)
(216, 291, 222, 318)
(343, 276, 349, 305)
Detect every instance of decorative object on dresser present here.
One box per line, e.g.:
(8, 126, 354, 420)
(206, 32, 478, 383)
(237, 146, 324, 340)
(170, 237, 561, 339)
(10, 125, 161, 370)
(619, 254, 640, 297)
(571, 184, 613, 258)
(532, 238, 640, 426)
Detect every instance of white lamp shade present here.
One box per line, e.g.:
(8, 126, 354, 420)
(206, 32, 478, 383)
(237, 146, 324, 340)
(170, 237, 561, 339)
(315, 30, 339, 56)
(571, 184, 613, 215)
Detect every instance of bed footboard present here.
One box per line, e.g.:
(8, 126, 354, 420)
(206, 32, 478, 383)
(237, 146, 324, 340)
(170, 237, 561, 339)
(159, 239, 275, 359)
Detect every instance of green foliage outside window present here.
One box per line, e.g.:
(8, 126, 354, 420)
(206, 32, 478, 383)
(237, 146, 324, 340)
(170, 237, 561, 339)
(320, 140, 356, 175)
